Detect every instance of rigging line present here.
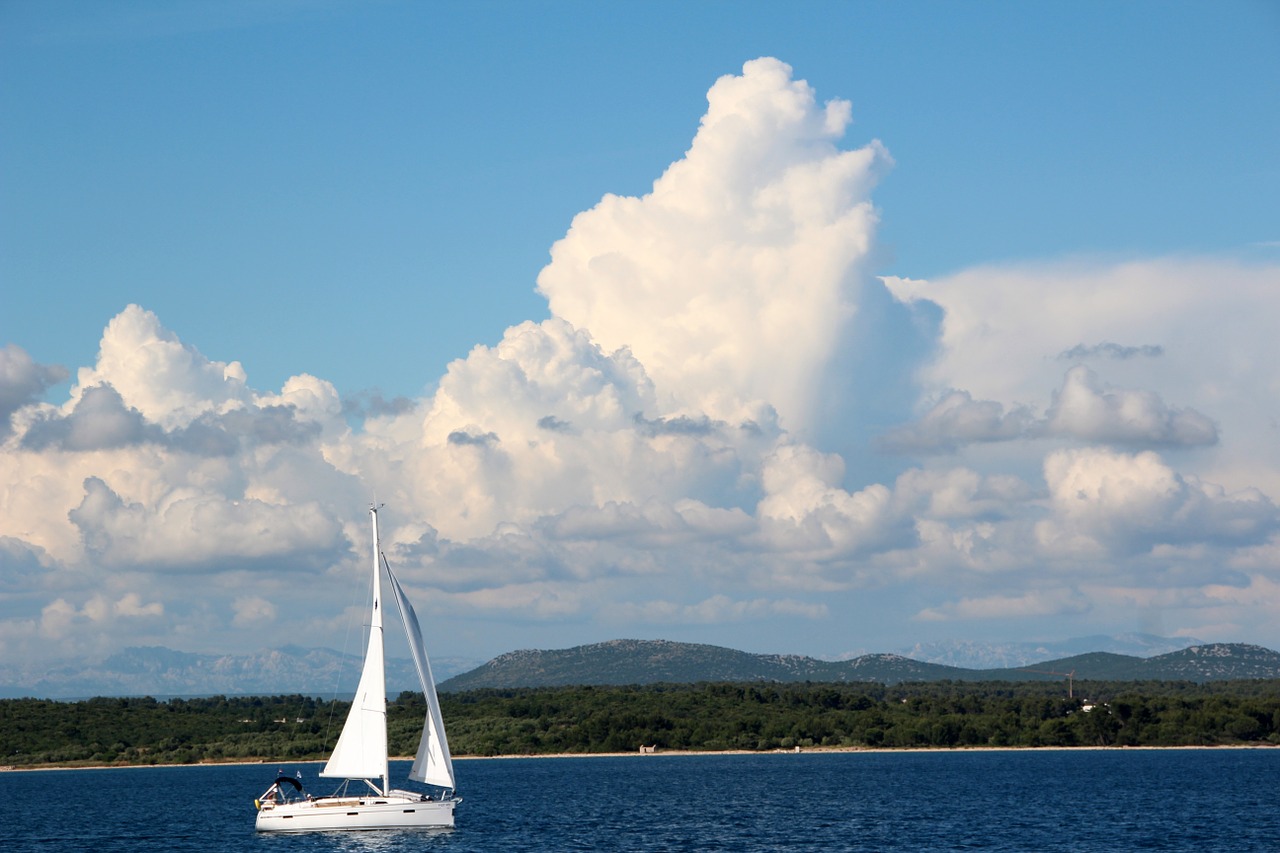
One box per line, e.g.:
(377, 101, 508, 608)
(382, 551, 421, 698)
(382, 549, 418, 712)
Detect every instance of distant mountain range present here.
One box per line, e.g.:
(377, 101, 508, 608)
(437, 639, 1280, 691)
(0, 645, 478, 700)
(3, 636, 1274, 699)
(893, 633, 1201, 669)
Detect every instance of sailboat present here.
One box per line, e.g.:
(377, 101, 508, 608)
(254, 505, 460, 831)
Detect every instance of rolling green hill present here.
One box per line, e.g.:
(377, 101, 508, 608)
(439, 639, 1280, 691)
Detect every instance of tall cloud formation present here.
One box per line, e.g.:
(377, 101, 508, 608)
(537, 58, 889, 436)
(1, 59, 1279, 665)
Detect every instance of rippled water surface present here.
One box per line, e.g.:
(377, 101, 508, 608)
(5, 750, 1278, 851)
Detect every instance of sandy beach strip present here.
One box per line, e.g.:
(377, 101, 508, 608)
(5, 742, 1276, 772)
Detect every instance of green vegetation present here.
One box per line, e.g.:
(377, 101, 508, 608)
(0, 694, 334, 767)
(439, 680, 1280, 755)
(5, 681, 1280, 768)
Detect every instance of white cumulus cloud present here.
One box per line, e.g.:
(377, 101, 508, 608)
(881, 365, 1217, 453)
(1044, 365, 1217, 446)
(537, 57, 890, 437)
(0, 343, 68, 437)
(1038, 447, 1277, 557)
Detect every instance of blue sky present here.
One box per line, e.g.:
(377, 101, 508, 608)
(6, 1, 1276, 399)
(1, 1, 1278, 670)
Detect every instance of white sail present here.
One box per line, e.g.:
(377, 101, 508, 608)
(320, 511, 389, 788)
(386, 561, 456, 790)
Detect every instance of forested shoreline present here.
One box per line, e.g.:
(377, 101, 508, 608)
(5, 680, 1280, 768)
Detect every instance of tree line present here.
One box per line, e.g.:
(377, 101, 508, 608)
(4, 680, 1280, 768)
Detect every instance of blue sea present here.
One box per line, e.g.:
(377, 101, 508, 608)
(4, 750, 1277, 851)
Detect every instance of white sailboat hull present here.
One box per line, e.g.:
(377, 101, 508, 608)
(255, 794, 459, 832)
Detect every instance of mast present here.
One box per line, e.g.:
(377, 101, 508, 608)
(370, 504, 389, 796)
